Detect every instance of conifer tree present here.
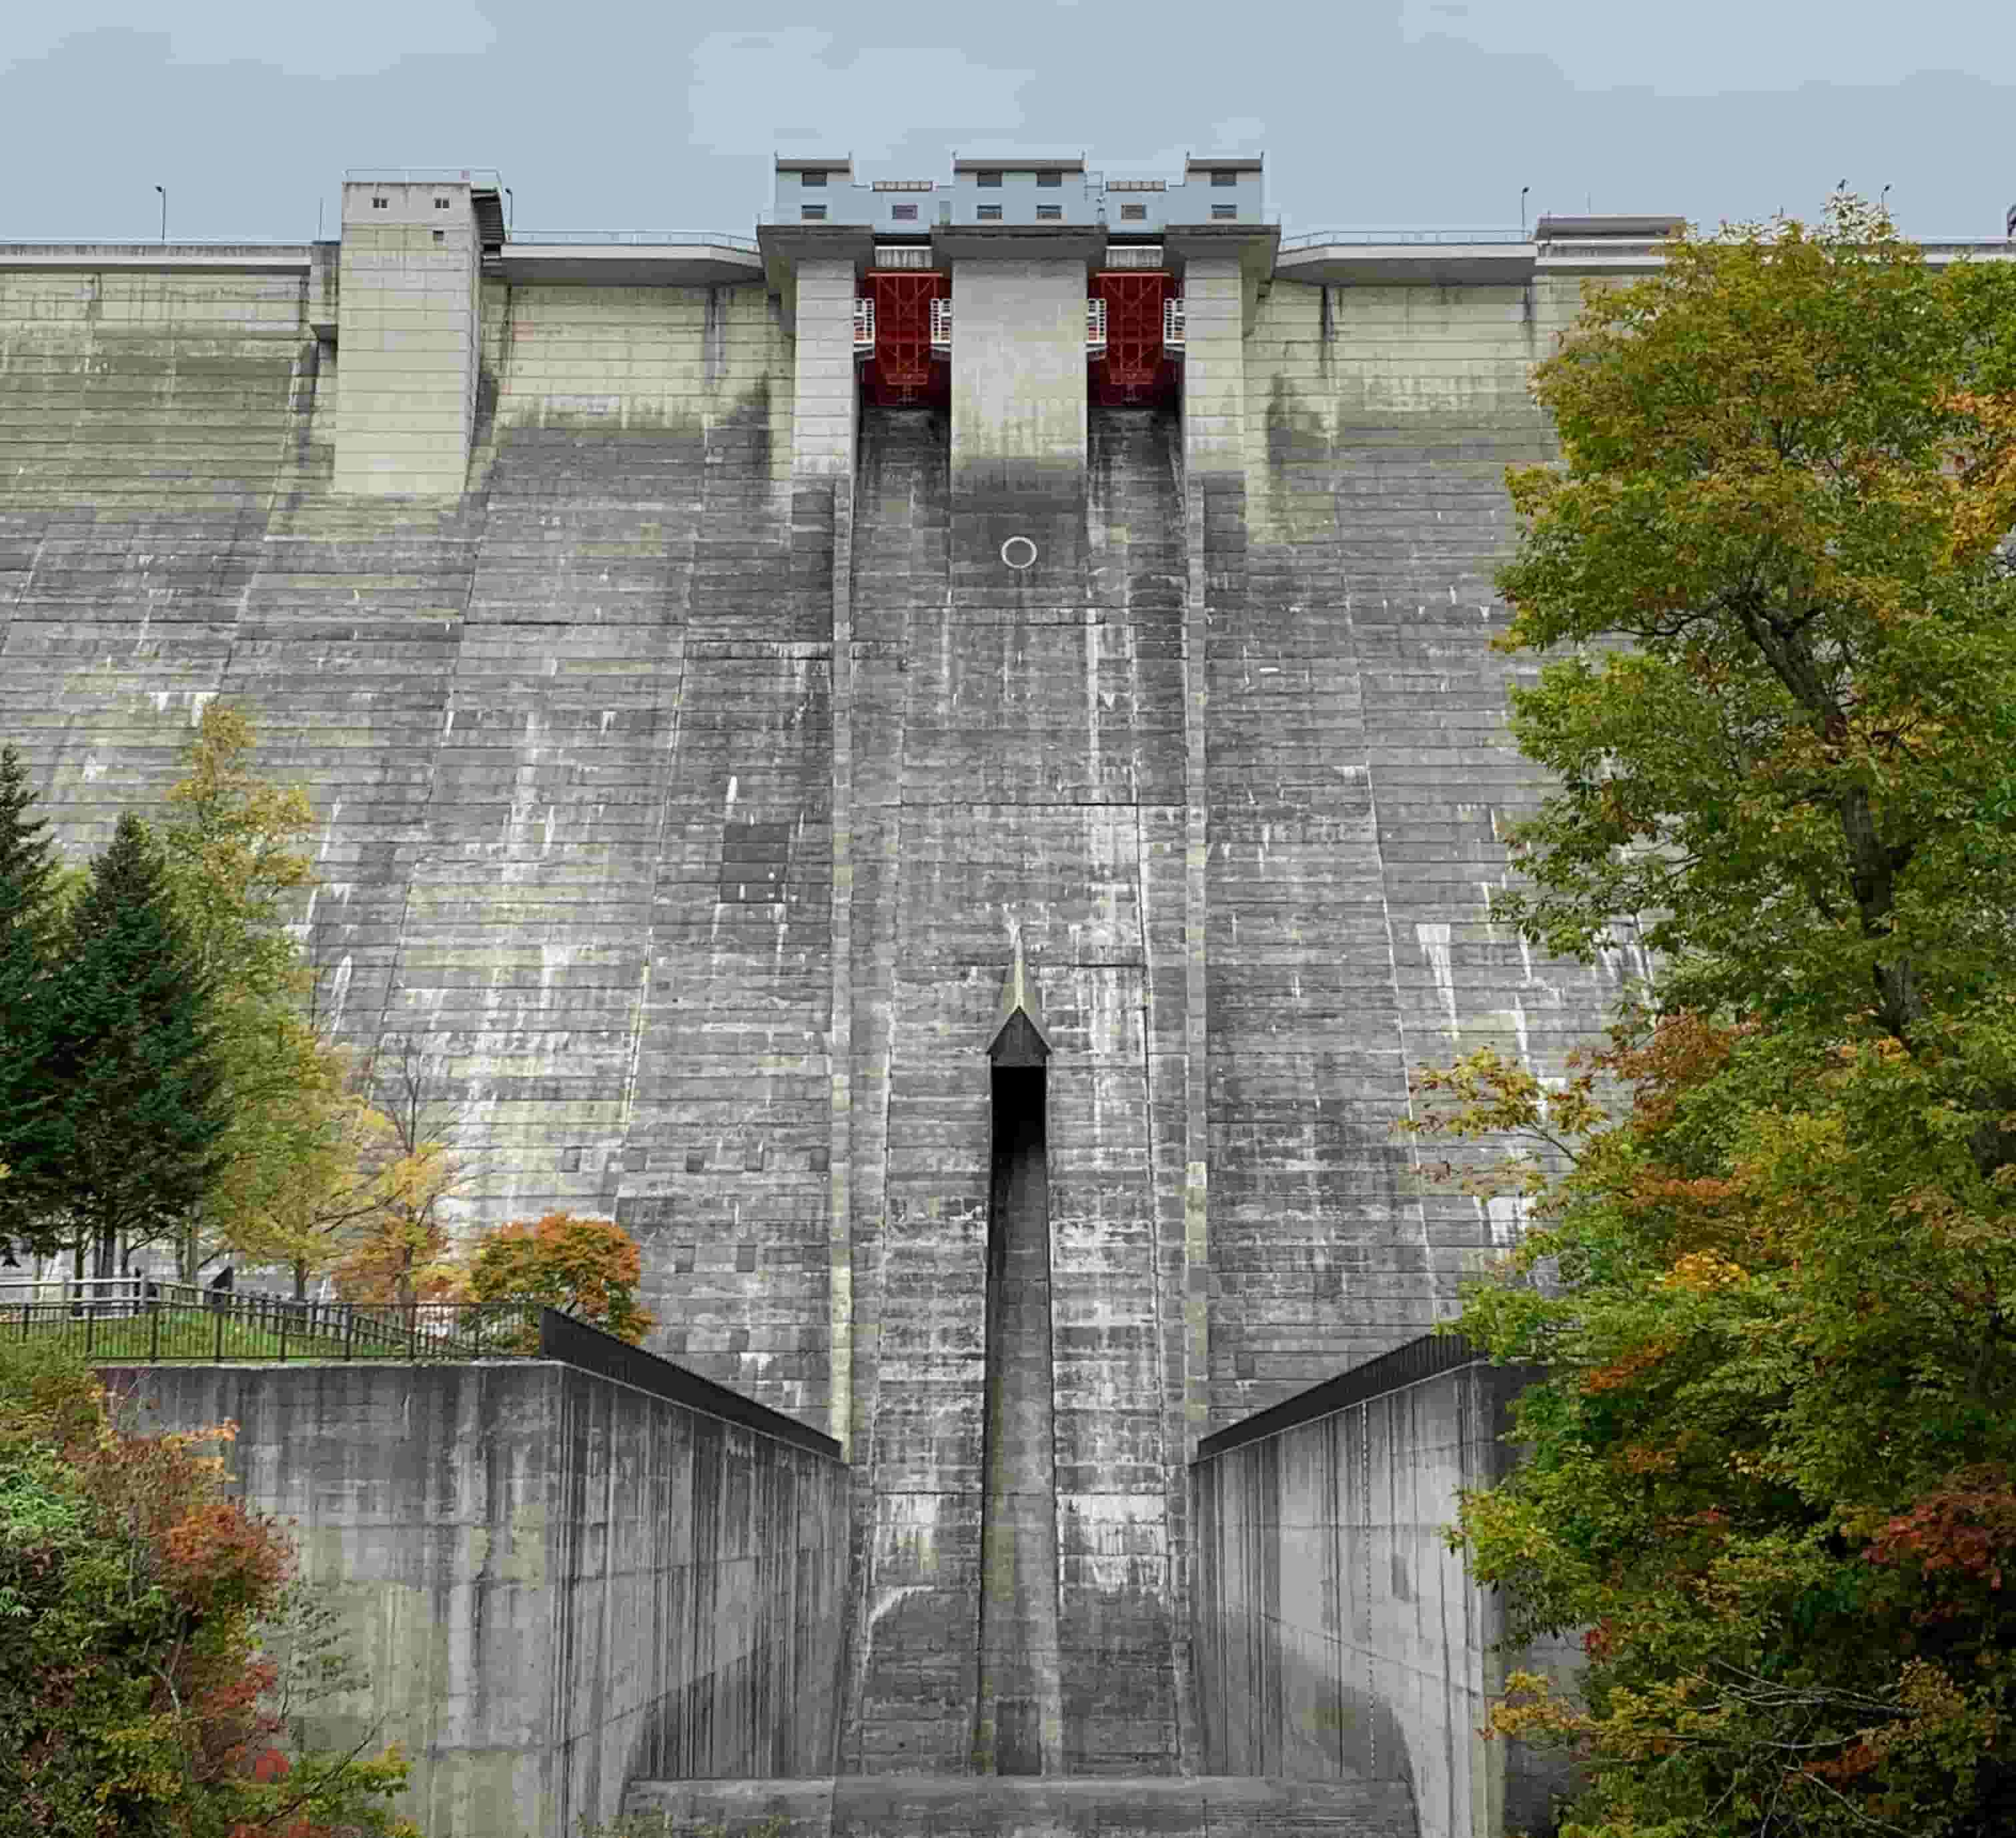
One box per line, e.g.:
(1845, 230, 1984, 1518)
(45, 813, 226, 1278)
(0, 745, 64, 1260)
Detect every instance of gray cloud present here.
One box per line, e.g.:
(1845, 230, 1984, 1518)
(1, 3, 2009, 243)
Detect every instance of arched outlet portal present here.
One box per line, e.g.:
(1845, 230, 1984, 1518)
(973, 1024, 1065, 1775)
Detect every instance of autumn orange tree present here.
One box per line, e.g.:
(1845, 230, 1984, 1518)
(464, 1211, 655, 1347)
(1417, 196, 2016, 1837)
(0, 1338, 419, 1837)
(330, 1036, 470, 1309)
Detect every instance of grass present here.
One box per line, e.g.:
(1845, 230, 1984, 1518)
(1, 1303, 536, 1364)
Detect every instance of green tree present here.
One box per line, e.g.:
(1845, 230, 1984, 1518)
(1415, 1020, 2016, 1836)
(0, 746, 65, 1262)
(0, 1337, 420, 1836)
(45, 813, 225, 1280)
(157, 703, 344, 1288)
(1416, 197, 2016, 1837)
(1490, 193, 2016, 1046)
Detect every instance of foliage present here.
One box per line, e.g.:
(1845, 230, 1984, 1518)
(157, 705, 360, 1292)
(1416, 1017, 2016, 1835)
(1416, 197, 2016, 1837)
(159, 705, 318, 1013)
(464, 1212, 656, 1348)
(0, 745, 65, 1259)
(0, 1338, 420, 1836)
(331, 1037, 470, 1309)
(41, 813, 226, 1276)
(1490, 194, 2016, 1045)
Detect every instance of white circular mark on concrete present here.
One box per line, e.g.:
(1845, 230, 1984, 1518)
(999, 536, 1039, 570)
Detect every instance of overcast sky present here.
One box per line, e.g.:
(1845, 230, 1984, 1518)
(3, 1, 2011, 244)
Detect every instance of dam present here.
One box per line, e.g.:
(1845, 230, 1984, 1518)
(1, 153, 1680, 1831)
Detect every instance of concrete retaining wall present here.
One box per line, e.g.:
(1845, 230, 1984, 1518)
(625, 1775, 1418, 1837)
(1190, 1338, 1577, 1838)
(103, 1359, 849, 1838)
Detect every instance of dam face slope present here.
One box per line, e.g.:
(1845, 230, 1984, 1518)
(0, 180, 1635, 1791)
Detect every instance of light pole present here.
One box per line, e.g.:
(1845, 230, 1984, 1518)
(1520, 185, 1530, 236)
(154, 184, 166, 242)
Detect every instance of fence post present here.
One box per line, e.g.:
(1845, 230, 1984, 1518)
(85, 1306, 95, 1359)
(214, 1299, 224, 1362)
(149, 1298, 160, 1363)
(278, 1302, 289, 1363)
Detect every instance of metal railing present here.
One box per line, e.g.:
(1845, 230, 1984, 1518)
(0, 1275, 207, 1310)
(344, 167, 503, 186)
(15, 1292, 844, 1457)
(506, 229, 759, 250)
(0, 242, 314, 255)
(7, 1291, 548, 1363)
(1281, 226, 1530, 250)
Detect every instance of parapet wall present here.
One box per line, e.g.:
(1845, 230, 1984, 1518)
(105, 1358, 849, 1838)
(1190, 1337, 1578, 1838)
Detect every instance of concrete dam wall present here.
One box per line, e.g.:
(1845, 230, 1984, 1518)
(0, 183, 1641, 1817)
(103, 1351, 849, 1838)
(1193, 1336, 1579, 1838)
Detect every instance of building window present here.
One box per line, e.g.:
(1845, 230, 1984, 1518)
(1211, 169, 1238, 187)
(1212, 204, 1237, 220)
(801, 170, 827, 187)
(432, 229, 445, 244)
(802, 204, 827, 221)
(1037, 171, 1061, 189)
(1120, 203, 1147, 221)
(434, 197, 450, 209)
(892, 203, 918, 221)
(1035, 204, 1062, 220)
(977, 170, 1002, 187)
(371, 196, 388, 209)
(977, 204, 1003, 220)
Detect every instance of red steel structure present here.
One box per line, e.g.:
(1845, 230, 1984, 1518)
(1090, 270, 1177, 408)
(861, 270, 949, 408)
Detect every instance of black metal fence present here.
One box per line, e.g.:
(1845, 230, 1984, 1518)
(9, 1292, 845, 1459)
(4, 1292, 548, 1364)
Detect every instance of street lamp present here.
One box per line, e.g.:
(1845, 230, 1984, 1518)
(154, 184, 166, 242)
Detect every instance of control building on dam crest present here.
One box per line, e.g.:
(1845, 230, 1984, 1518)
(15, 151, 1963, 1807)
